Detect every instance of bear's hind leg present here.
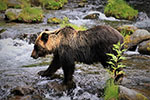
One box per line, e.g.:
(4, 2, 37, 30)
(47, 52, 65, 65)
(62, 62, 76, 89)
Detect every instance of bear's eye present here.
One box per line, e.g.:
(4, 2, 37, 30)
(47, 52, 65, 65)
(34, 45, 44, 51)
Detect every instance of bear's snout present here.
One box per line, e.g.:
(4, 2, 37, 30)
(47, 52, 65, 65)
(31, 50, 38, 59)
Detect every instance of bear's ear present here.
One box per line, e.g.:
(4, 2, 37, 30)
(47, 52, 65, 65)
(41, 33, 49, 43)
(55, 29, 61, 35)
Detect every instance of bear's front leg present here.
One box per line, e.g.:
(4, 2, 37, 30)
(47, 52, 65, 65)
(38, 54, 61, 77)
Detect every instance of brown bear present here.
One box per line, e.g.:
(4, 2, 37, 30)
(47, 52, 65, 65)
(31, 25, 124, 88)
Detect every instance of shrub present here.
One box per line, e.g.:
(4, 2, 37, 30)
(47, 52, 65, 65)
(18, 7, 43, 23)
(104, 0, 138, 20)
(39, 0, 68, 10)
(107, 42, 126, 82)
(47, 17, 62, 24)
(60, 17, 87, 31)
(0, 0, 7, 12)
(104, 42, 126, 100)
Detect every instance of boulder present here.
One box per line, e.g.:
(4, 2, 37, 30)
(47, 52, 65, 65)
(138, 40, 150, 55)
(125, 29, 150, 50)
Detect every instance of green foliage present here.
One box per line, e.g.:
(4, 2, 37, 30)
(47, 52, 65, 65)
(48, 17, 62, 24)
(104, 78, 119, 100)
(19, 7, 43, 23)
(22, 62, 50, 67)
(60, 17, 87, 31)
(39, 0, 68, 10)
(120, 29, 133, 37)
(0, 0, 7, 12)
(104, 0, 138, 20)
(107, 42, 126, 78)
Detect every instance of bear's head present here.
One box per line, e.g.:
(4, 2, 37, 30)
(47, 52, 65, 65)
(31, 29, 61, 59)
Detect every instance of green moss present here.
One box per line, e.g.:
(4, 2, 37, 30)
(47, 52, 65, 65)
(48, 17, 62, 24)
(22, 62, 50, 67)
(104, 0, 138, 20)
(0, 0, 7, 12)
(60, 17, 87, 31)
(19, 7, 43, 23)
(39, 0, 68, 10)
(104, 78, 119, 100)
(136, 93, 148, 100)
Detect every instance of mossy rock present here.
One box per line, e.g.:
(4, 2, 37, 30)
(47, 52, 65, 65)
(5, 7, 44, 23)
(104, 0, 138, 20)
(5, 8, 22, 21)
(117, 25, 138, 37)
(119, 86, 148, 100)
(39, 0, 68, 10)
(138, 40, 150, 55)
(124, 29, 150, 50)
(83, 13, 100, 19)
(47, 17, 62, 24)
(0, 0, 7, 12)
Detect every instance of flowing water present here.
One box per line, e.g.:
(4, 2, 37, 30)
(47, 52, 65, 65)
(0, 0, 150, 99)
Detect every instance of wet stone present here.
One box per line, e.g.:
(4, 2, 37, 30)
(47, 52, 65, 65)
(83, 13, 100, 19)
(138, 40, 150, 55)
(11, 86, 35, 96)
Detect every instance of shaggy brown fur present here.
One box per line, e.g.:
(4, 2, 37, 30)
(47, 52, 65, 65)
(31, 25, 124, 88)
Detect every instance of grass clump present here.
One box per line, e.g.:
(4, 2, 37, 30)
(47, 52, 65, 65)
(39, 0, 68, 10)
(104, 0, 138, 20)
(104, 78, 119, 100)
(18, 7, 43, 23)
(0, 0, 7, 12)
(60, 17, 87, 31)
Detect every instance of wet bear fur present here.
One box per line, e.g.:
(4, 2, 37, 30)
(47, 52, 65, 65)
(31, 25, 124, 88)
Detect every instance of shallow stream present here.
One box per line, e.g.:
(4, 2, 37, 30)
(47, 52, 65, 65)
(0, 0, 150, 99)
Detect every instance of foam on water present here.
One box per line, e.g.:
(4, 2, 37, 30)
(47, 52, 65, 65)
(0, 38, 34, 68)
(86, 11, 120, 21)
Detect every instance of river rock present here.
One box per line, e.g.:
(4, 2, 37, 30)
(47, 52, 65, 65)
(138, 40, 150, 55)
(119, 86, 148, 100)
(83, 13, 100, 19)
(137, 12, 149, 21)
(11, 86, 35, 96)
(125, 29, 150, 50)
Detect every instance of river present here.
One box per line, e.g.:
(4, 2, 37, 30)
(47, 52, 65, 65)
(0, 0, 150, 99)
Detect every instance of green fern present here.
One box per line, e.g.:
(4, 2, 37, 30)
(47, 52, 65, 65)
(107, 42, 126, 79)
